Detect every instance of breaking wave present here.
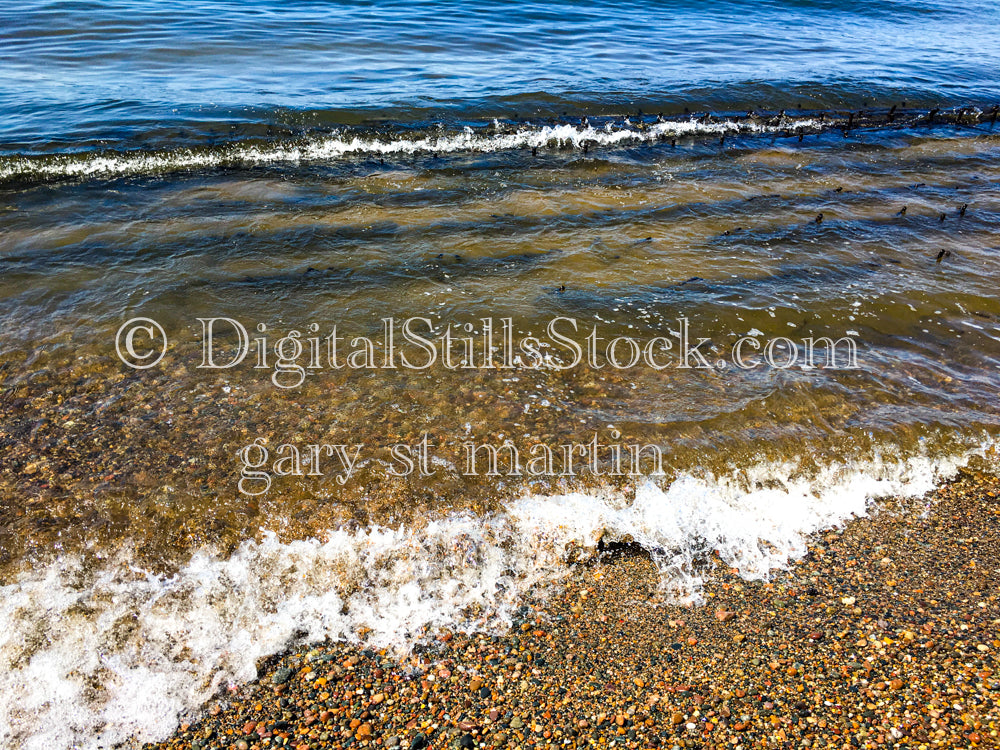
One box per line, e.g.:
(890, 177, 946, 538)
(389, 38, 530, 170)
(0, 442, 990, 750)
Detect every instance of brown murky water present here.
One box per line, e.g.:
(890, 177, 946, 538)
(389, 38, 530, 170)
(2, 118, 999, 576)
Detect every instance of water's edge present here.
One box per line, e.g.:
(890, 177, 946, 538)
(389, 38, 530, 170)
(1, 443, 992, 750)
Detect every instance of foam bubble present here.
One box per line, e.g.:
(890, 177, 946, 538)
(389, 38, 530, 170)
(0, 443, 986, 749)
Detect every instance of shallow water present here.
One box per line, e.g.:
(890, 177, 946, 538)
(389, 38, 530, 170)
(2, 1, 1000, 748)
(4, 119, 1000, 571)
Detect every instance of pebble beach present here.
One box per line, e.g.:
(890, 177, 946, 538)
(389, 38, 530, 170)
(143, 469, 999, 750)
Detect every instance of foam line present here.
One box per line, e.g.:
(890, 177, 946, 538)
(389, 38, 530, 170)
(0, 118, 818, 184)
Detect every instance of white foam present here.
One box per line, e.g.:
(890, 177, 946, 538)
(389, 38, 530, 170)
(0, 117, 818, 183)
(0, 442, 986, 750)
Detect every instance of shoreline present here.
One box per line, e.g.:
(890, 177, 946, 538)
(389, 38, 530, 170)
(141, 468, 999, 750)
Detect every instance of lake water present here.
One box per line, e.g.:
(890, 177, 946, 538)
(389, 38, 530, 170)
(1, 1, 999, 747)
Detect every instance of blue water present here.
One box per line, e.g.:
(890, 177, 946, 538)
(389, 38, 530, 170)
(2, 0, 999, 150)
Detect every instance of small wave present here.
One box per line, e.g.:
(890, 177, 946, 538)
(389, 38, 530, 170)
(0, 441, 990, 749)
(0, 116, 822, 185)
(6, 102, 990, 186)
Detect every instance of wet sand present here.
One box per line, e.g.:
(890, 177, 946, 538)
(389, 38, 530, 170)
(141, 468, 999, 750)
